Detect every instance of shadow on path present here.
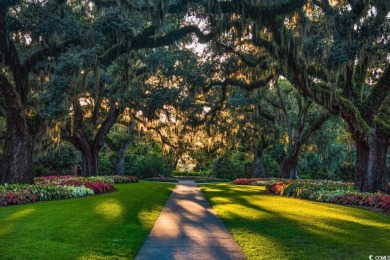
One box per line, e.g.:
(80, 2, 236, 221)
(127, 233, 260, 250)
(135, 180, 246, 260)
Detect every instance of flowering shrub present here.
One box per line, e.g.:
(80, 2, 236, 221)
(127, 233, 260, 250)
(233, 178, 261, 185)
(0, 183, 95, 206)
(0, 174, 138, 206)
(108, 175, 139, 184)
(34, 175, 138, 185)
(332, 193, 390, 213)
(0, 189, 37, 206)
(377, 196, 390, 213)
(83, 181, 115, 194)
(64, 185, 94, 197)
(83, 175, 138, 184)
(265, 182, 287, 194)
(233, 178, 289, 186)
(265, 180, 390, 214)
(54, 179, 115, 194)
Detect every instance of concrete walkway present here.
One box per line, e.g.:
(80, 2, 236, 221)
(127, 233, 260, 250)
(135, 180, 246, 260)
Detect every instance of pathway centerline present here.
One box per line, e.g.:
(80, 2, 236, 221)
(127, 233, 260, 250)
(135, 180, 246, 260)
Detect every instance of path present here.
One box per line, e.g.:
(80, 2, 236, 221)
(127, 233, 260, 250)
(135, 180, 246, 260)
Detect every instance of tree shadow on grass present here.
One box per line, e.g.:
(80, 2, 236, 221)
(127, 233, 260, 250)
(200, 184, 390, 260)
(0, 182, 175, 260)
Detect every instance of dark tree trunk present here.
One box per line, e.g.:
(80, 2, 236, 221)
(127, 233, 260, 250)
(81, 147, 99, 177)
(1, 117, 34, 184)
(115, 142, 131, 175)
(354, 140, 369, 191)
(0, 74, 35, 184)
(289, 164, 298, 179)
(253, 155, 265, 178)
(253, 146, 265, 178)
(354, 128, 389, 193)
(280, 158, 299, 179)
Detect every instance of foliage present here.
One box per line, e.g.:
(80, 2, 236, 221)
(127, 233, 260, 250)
(141, 177, 178, 183)
(35, 175, 140, 193)
(263, 153, 281, 177)
(233, 178, 284, 186)
(194, 178, 231, 183)
(211, 151, 252, 180)
(0, 189, 37, 206)
(332, 193, 390, 214)
(59, 180, 114, 194)
(126, 141, 172, 178)
(127, 153, 170, 178)
(0, 183, 94, 206)
(34, 142, 81, 176)
(98, 150, 117, 176)
(265, 180, 390, 213)
(233, 178, 262, 185)
(171, 170, 211, 177)
(0, 182, 174, 259)
(298, 118, 350, 180)
(0, 175, 138, 206)
(108, 175, 139, 183)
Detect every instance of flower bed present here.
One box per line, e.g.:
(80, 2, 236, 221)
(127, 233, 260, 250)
(265, 180, 390, 214)
(233, 178, 285, 186)
(233, 178, 261, 185)
(0, 183, 94, 206)
(0, 175, 139, 207)
(34, 175, 139, 185)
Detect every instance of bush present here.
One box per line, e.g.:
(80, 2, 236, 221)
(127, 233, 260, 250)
(233, 178, 261, 185)
(234, 178, 287, 186)
(194, 178, 231, 183)
(263, 153, 281, 178)
(142, 177, 178, 183)
(171, 170, 211, 177)
(332, 193, 390, 213)
(0, 183, 89, 206)
(265, 179, 390, 213)
(211, 152, 252, 180)
(34, 142, 81, 176)
(0, 175, 138, 207)
(0, 189, 37, 206)
(127, 154, 171, 178)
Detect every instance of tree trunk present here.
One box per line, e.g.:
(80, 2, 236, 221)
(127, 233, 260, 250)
(280, 157, 299, 179)
(1, 117, 34, 184)
(0, 76, 34, 184)
(354, 128, 389, 193)
(289, 164, 298, 179)
(354, 140, 369, 191)
(115, 142, 131, 175)
(81, 148, 98, 177)
(253, 146, 265, 178)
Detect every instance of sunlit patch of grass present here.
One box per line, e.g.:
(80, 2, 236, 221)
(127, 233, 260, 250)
(200, 184, 390, 260)
(5, 208, 35, 221)
(0, 182, 174, 260)
(95, 199, 123, 220)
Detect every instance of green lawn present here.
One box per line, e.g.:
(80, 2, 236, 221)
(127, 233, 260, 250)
(0, 182, 174, 260)
(200, 184, 390, 260)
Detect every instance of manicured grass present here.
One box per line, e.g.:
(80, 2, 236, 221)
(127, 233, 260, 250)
(0, 182, 174, 260)
(200, 184, 390, 260)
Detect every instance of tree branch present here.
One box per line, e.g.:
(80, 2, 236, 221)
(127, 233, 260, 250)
(362, 65, 390, 121)
(94, 100, 122, 150)
(22, 39, 81, 72)
(100, 25, 214, 65)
